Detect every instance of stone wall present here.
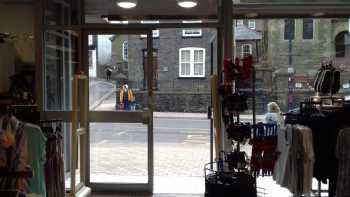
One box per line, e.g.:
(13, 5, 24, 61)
(127, 28, 217, 91)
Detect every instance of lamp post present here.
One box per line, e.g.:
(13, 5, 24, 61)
(287, 19, 294, 111)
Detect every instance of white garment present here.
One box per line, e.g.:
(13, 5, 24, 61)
(273, 124, 292, 186)
(274, 124, 315, 196)
(295, 124, 315, 195)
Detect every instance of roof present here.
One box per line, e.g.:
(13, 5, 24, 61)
(234, 25, 262, 41)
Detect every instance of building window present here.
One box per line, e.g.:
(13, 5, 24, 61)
(284, 19, 295, 40)
(122, 41, 128, 61)
(248, 20, 256, 29)
(343, 83, 350, 89)
(140, 21, 159, 38)
(303, 19, 314, 40)
(241, 44, 252, 58)
(335, 31, 350, 58)
(182, 21, 202, 37)
(295, 82, 303, 88)
(179, 47, 205, 77)
(236, 20, 244, 26)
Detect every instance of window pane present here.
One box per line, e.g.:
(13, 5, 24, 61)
(181, 63, 186, 75)
(284, 19, 295, 40)
(90, 123, 148, 183)
(181, 50, 190, 62)
(248, 20, 256, 29)
(194, 50, 204, 62)
(44, 30, 78, 110)
(45, 0, 80, 26)
(194, 63, 203, 76)
(185, 63, 191, 75)
(181, 63, 191, 76)
(303, 19, 314, 39)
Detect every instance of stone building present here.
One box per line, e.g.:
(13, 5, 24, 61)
(114, 24, 263, 112)
(261, 18, 350, 111)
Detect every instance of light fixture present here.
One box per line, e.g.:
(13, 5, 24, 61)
(177, 0, 198, 8)
(312, 12, 325, 17)
(117, 0, 137, 9)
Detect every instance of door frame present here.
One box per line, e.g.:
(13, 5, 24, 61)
(83, 29, 155, 193)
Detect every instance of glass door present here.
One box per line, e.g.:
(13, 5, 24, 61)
(85, 30, 154, 193)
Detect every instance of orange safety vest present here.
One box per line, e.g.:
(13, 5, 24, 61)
(119, 89, 135, 103)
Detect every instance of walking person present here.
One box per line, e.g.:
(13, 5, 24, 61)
(105, 69, 112, 81)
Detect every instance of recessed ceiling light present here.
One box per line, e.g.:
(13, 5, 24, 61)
(117, 0, 137, 9)
(313, 12, 325, 17)
(177, 0, 198, 8)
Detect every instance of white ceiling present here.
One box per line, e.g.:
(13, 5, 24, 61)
(85, 0, 218, 21)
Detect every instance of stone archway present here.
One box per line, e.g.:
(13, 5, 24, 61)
(334, 31, 350, 63)
(334, 31, 350, 89)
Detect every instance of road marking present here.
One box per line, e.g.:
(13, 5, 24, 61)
(96, 140, 109, 144)
(113, 131, 127, 136)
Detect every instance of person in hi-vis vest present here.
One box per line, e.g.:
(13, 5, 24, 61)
(119, 84, 135, 110)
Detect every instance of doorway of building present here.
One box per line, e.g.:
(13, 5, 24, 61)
(83, 26, 217, 194)
(86, 30, 155, 193)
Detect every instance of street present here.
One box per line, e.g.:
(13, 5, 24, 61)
(90, 118, 210, 144)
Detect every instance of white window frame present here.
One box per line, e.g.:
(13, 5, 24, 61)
(140, 21, 160, 38)
(295, 82, 303, 88)
(248, 20, 256, 29)
(122, 41, 128, 61)
(241, 44, 253, 58)
(182, 20, 202, 37)
(179, 47, 206, 78)
(236, 20, 244, 26)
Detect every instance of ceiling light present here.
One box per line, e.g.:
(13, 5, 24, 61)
(313, 12, 325, 17)
(117, 0, 137, 9)
(177, 0, 198, 8)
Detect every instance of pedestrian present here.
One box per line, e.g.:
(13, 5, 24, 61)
(119, 84, 135, 110)
(106, 69, 112, 81)
(263, 102, 284, 127)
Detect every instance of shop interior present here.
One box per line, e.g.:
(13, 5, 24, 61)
(1, 0, 350, 197)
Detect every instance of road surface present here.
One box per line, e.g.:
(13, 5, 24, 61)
(90, 117, 210, 144)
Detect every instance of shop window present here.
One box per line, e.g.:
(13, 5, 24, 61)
(303, 19, 314, 40)
(284, 19, 295, 40)
(248, 20, 256, 29)
(122, 41, 128, 61)
(182, 20, 202, 37)
(179, 47, 205, 77)
(140, 21, 159, 38)
(241, 44, 253, 58)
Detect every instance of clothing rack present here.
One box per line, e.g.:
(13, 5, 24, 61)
(285, 95, 349, 197)
(0, 104, 39, 124)
(0, 169, 33, 178)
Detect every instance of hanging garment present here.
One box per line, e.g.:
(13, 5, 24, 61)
(295, 125, 315, 195)
(273, 124, 293, 186)
(335, 127, 350, 197)
(250, 123, 278, 176)
(274, 124, 314, 196)
(0, 117, 29, 192)
(43, 126, 65, 197)
(25, 124, 46, 196)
